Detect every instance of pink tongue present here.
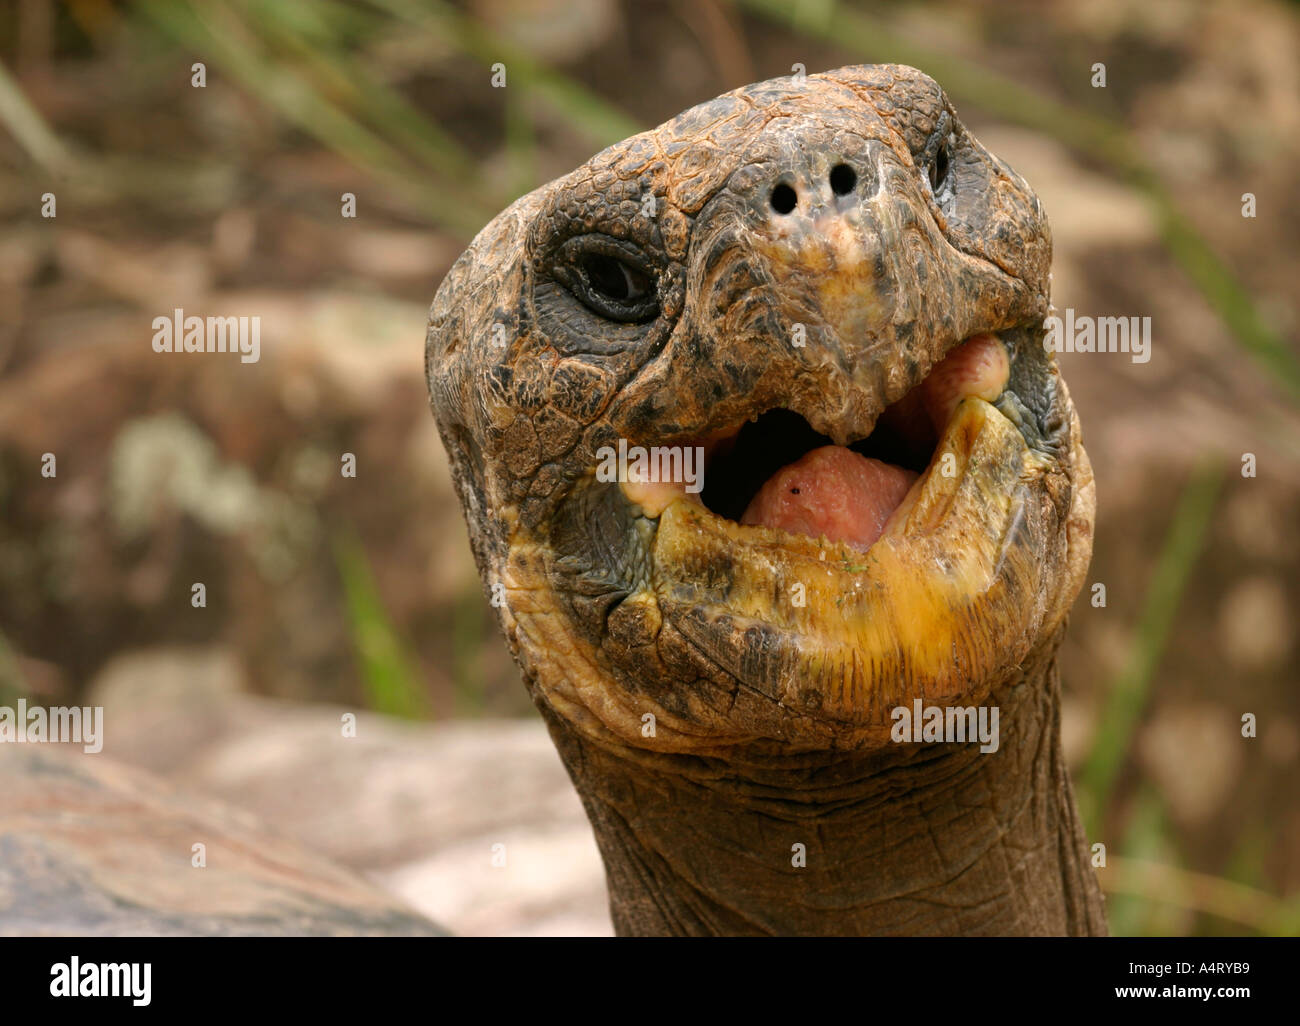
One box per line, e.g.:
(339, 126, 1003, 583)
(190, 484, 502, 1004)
(740, 445, 917, 551)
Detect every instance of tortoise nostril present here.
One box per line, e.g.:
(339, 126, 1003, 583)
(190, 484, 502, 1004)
(770, 183, 797, 214)
(829, 163, 857, 196)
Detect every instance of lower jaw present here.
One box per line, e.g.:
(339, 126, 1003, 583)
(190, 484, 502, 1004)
(646, 396, 1060, 733)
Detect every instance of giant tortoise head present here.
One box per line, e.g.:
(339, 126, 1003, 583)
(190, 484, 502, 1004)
(427, 64, 1100, 935)
(428, 63, 1091, 748)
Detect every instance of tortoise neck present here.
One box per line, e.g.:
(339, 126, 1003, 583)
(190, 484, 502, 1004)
(541, 647, 1107, 936)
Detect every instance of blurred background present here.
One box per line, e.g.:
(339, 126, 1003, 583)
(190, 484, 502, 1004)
(0, 0, 1297, 936)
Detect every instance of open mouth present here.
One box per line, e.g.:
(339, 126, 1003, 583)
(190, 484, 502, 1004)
(621, 332, 1013, 555)
(599, 327, 1065, 717)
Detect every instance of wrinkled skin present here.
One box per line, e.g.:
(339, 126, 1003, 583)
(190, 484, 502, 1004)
(427, 65, 1105, 935)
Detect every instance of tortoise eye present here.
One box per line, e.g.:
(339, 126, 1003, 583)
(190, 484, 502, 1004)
(929, 138, 950, 193)
(555, 236, 660, 324)
(920, 110, 954, 198)
(579, 252, 652, 303)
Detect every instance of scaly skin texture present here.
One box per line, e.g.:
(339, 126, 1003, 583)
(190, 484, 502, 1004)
(426, 64, 1106, 935)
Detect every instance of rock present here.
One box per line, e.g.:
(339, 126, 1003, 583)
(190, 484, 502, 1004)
(81, 651, 613, 935)
(0, 745, 444, 936)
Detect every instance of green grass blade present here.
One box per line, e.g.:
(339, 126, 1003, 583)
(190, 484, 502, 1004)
(133, 0, 497, 234)
(333, 530, 432, 721)
(365, 0, 642, 148)
(233, 0, 488, 189)
(0, 58, 73, 172)
(1078, 461, 1223, 834)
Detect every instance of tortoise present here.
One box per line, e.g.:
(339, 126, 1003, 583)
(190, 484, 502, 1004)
(426, 64, 1104, 936)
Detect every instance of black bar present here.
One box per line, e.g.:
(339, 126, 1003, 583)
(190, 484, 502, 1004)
(0, 937, 1289, 1014)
